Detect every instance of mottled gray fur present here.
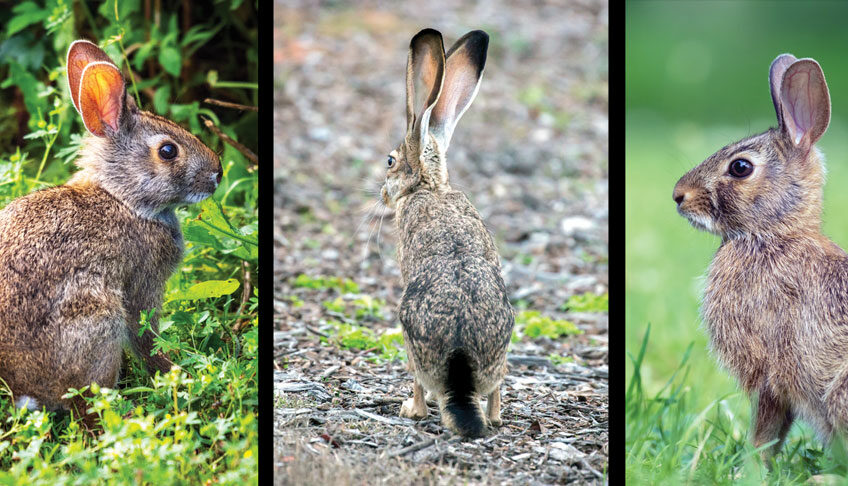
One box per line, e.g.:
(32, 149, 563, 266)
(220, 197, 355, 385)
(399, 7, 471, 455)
(382, 29, 514, 438)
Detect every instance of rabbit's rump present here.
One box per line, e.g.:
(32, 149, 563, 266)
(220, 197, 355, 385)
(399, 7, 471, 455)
(400, 254, 512, 394)
(397, 189, 513, 397)
(0, 183, 182, 409)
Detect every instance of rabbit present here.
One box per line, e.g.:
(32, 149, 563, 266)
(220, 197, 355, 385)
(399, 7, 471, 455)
(673, 53, 848, 458)
(380, 28, 514, 439)
(0, 39, 222, 427)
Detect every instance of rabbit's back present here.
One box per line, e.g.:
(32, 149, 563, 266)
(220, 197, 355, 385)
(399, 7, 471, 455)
(0, 182, 182, 336)
(397, 190, 513, 388)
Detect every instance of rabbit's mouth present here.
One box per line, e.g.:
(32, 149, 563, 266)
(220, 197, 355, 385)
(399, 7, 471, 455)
(680, 209, 717, 234)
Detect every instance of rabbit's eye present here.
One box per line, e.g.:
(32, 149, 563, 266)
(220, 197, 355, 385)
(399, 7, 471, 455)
(158, 143, 178, 161)
(387, 155, 396, 168)
(728, 159, 753, 178)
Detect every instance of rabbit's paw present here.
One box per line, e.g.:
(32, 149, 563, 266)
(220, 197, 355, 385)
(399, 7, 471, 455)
(400, 397, 427, 420)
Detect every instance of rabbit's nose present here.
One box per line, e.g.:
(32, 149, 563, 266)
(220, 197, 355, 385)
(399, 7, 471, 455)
(673, 186, 687, 206)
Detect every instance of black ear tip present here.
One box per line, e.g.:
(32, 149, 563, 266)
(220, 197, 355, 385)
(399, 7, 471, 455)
(469, 30, 489, 42)
(411, 28, 443, 47)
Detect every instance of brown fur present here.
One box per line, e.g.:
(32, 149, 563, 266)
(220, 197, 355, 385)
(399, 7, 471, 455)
(673, 53, 848, 457)
(382, 29, 513, 438)
(0, 40, 221, 425)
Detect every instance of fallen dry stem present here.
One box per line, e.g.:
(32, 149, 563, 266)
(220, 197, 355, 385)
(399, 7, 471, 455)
(201, 116, 258, 166)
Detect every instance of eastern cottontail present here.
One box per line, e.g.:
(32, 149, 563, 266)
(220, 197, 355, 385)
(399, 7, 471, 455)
(381, 29, 514, 438)
(673, 54, 848, 456)
(0, 40, 222, 426)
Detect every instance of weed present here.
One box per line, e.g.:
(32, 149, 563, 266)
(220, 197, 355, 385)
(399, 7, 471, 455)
(513, 310, 582, 342)
(561, 292, 608, 313)
(294, 274, 360, 293)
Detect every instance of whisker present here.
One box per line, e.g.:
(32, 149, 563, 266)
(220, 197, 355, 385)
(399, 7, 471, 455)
(376, 208, 386, 265)
(363, 207, 379, 263)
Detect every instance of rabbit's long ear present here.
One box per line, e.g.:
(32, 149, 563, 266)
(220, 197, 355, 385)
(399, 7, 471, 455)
(67, 40, 114, 114)
(406, 29, 445, 149)
(769, 53, 797, 128)
(775, 57, 830, 149)
(429, 30, 488, 152)
(78, 61, 126, 137)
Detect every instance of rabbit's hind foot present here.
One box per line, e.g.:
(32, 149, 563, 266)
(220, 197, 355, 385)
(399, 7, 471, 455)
(399, 380, 428, 420)
(486, 388, 502, 427)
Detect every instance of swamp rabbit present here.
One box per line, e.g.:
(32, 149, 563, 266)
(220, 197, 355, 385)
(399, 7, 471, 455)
(0, 40, 222, 426)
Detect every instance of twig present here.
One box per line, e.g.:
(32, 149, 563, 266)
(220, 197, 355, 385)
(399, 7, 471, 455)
(204, 98, 258, 112)
(581, 458, 604, 479)
(232, 260, 253, 333)
(319, 365, 340, 380)
(304, 324, 329, 339)
(201, 116, 258, 166)
(387, 435, 460, 458)
(387, 438, 437, 457)
(357, 397, 405, 407)
(354, 409, 410, 426)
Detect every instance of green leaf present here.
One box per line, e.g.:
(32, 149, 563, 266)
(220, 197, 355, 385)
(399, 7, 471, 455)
(159, 46, 182, 77)
(7, 2, 49, 37)
(153, 85, 171, 115)
(133, 41, 156, 71)
(196, 198, 257, 246)
(167, 279, 240, 302)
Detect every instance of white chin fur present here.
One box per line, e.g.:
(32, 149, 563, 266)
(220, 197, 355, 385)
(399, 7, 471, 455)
(686, 213, 716, 233)
(185, 192, 212, 204)
(16, 395, 39, 411)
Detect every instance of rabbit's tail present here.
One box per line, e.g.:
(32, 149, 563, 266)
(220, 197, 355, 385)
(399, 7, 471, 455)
(443, 350, 486, 438)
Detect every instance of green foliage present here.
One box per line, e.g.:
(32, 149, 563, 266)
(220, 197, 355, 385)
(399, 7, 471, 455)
(322, 295, 387, 321)
(512, 310, 582, 342)
(0, 1, 258, 483)
(547, 354, 572, 366)
(325, 321, 406, 362)
(294, 273, 360, 293)
(626, 325, 848, 484)
(561, 292, 608, 313)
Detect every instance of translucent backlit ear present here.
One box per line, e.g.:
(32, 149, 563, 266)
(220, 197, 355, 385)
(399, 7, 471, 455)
(78, 62, 125, 137)
(67, 40, 113, 114)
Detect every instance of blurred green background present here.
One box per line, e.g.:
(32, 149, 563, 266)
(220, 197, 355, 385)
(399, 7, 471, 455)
(626, 0, 848, 412)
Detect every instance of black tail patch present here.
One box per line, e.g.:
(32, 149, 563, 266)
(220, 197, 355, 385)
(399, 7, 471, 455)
(444, 350, 485, 438)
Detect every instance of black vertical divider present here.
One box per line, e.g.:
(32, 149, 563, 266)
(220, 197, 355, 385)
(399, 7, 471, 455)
(258, 1, 275, 482)
(609, 1, 624, 481)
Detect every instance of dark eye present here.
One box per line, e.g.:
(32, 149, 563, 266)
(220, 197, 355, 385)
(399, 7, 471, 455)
(387, 155, 395, 168)
(728, 158, 753, 178)
(158, 143, 178, 160)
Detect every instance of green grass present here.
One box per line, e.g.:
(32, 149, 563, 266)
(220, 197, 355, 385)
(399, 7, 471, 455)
(626, 326, 848, 484)
(0, 2, 258, 483)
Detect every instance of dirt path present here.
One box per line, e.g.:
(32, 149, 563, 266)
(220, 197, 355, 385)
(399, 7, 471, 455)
(274, 0, 608, 484)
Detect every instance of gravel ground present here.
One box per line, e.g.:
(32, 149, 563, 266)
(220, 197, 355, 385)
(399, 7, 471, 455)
(274, 0, 608, 483)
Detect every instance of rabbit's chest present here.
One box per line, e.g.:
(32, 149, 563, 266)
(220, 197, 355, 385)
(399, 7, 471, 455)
(703, 245, 805, 392)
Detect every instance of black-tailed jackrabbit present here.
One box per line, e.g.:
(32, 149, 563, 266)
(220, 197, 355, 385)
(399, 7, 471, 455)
(674, 54, 848, 456)
(381, 29, 514, 438)
(0, 40, 222, 426)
